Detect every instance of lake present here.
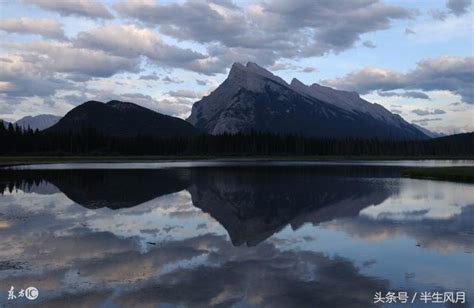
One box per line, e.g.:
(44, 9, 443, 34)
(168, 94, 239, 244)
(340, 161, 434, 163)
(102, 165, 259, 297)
(0, 161, 473, 307)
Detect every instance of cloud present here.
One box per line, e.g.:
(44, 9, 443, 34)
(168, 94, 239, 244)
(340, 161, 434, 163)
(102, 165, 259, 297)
(390, 109, 402, 114)
(5, 41, 139, 78)
(122, 93, 192, 116)
(0, 54, 76, 99)
(24, 0, 113, 19)
(0, 39, 140, 103)
(60, 93, 89, 106)
(362, 40, 376, 48)
(162, 76, 183, 84)
(405, 27, 415, 34)
(429, 9, 448, 20)
(323, 55, 474, 104)
(139, 74, 159, 81)
(0, 17, 66, 40)
(323, 66, 406, 93)
(196, 79, 208, 86)
(166, 90, 201, 99)
(269, 62, 300, 71)
(328, 204, 474, 254)
(377, 91, 430, 99)
(301, 67, 317, 73)
(114, 0, 414, 71)
(430, 0, 471, 20)
(90, 92, 193, 118)
(412, 117, 443, 125)
(411, 108, 446, 116)
(268, 63, 316, 74)
(447, 0, 472, 16)
(74, 25, 208, 71)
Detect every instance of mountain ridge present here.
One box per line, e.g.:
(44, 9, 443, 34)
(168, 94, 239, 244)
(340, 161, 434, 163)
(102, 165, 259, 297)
(187, 62, 428, 140)
(10, 114, 61, 131)
(46, 100, 199, 137)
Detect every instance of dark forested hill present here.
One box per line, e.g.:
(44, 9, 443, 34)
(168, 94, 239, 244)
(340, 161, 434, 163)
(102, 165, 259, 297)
(45, 100, 199, 138)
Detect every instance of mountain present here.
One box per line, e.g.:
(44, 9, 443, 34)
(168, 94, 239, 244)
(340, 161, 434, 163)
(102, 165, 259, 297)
(187, 62, 428, 140)
(46, 100, 199, 137)
(15, 114, 61, 131)
(2, 165, 397, 246)
(0, 119, 11, 128)
(412, 123, 445, 138)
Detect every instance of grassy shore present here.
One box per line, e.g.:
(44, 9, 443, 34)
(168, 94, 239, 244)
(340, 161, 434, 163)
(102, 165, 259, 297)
(0, 155, 473, 167)
(402, 167, 474, 183)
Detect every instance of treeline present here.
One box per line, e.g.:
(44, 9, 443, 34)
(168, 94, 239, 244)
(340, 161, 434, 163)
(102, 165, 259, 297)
(1, 121, 473, 156)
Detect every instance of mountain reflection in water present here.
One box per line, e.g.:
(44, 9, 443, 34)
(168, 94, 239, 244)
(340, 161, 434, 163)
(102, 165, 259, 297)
(0, 166, 398, 246)
(0, 163, 472, 307)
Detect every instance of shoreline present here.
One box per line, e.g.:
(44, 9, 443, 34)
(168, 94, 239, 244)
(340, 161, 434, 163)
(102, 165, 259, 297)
(1, 155, 473, 168)
(402, 167, 474, 183)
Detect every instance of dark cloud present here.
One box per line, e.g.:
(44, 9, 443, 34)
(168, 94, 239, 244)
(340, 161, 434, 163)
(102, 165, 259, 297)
(323, 55, 474, 104)
(139, 74, 160, 81)
(411, 108, 446, 116)
(390, 109, 402, 114)
(259, 0, 413, 55)
(363, 40, 376, 48)
(412, 118, 443, 125)
(10, 41, 139, 78)
(60, 93, 89, 106)
(0, 17, 67, 40)
(0, 55, 76, 99)
(166, 90, 200, 99)
(24, 0, 113, 19)
(377, 91, 430, 99)
(162, 76, 183, 84)
(0, 76, 73, 99)
(114, 0, 414, 71)
(301, 67, 317, 73)
(405, 27, 415, 34)
(447, 0, 472, 16)
(429, 9, 448, 20)
(74, 25, 208, 71)
(196, 79, 208, 86)
(430, 0, 471, 20)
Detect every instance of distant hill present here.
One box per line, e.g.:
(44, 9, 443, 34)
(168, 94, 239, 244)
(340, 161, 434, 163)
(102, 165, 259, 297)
(187, 62, 428, 140)
(424, 132, 474, 155)
(15, 114, 61, 131)
(431, 132, 473, 143)
(412, 124, 445, 138)
(45, 100, 199, 137)
(0, 120, 11, 128)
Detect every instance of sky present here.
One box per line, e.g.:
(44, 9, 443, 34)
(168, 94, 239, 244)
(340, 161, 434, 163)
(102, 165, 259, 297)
(0, 0, 473, 134)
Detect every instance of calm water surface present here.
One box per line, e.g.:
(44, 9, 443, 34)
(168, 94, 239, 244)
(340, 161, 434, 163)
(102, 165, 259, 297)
(0, 161, 473, 307)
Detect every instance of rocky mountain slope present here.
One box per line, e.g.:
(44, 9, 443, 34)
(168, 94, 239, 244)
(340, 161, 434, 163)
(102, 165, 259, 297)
(187, 62, 428, 140)
(15, 114, 61, 131)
